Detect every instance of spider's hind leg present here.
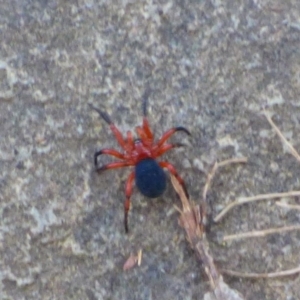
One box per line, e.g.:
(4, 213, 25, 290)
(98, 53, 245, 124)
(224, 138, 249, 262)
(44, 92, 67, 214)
(124, 171, 135, 233)
(159, 161, 189, 199)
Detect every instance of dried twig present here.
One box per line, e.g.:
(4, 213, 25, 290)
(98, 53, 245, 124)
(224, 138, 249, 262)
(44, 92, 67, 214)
(222, 225, 300, 242)
(221, 265, 300, 278)
(137, 249, 142, 266)
(215, 113, 300, 280)
(171, 174, 245, 300)
(264, 111, 300, 162)
(214, 191, 300, 223)
(169, 111, 300, 297)
(202, 157, 248, 203)
(276, 201, 300, 211)
(174, 113, 300, 291)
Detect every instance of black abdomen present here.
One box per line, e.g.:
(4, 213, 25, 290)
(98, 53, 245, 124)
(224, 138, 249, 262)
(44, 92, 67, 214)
(135, 158, 166, 198)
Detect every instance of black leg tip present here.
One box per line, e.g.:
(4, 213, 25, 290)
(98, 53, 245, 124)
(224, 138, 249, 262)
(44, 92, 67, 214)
(124, 222, 129, 233)
(89, 104, 112, 125)
(174, 143, 185, 148)
(96, 166, 107, 173)
(175, 126, 191, 136)
(142, 88, 151, 117)
(94, 150, 104, 167)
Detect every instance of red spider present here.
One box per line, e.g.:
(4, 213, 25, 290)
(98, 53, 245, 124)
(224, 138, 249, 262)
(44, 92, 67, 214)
(90, 98, 190, 232)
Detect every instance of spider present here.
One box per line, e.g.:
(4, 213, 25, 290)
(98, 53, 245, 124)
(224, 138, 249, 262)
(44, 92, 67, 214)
(90, 97, 190, 232)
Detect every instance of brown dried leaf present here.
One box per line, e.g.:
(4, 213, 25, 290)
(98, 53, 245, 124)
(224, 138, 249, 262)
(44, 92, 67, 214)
(123, 254, 137, 271)
(123, 249, 143, 271)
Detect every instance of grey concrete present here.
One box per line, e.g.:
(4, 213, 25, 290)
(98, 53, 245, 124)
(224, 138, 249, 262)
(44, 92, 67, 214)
(1, 1, 300, 299)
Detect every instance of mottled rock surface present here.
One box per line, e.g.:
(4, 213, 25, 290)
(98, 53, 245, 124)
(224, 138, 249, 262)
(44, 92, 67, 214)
(1, 1, 300, 299)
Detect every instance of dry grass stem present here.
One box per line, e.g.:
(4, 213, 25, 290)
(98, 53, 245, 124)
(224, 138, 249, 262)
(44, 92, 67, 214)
(215, 114, 300, 281)
(222, 225, 300, 242)
(171, 174, 245, 300)
(264, 112, 300, 163)
(276, 201, 300, 211)
(214, 191, 300, 222)
(202, 157, 248, 203)
(137, 249, 142, 266)
(178, 114, 300, 291)
(221, 265, 300, 278)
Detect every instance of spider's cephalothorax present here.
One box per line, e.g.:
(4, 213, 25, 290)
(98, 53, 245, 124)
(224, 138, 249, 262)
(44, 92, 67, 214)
(90, 96, 190, 232)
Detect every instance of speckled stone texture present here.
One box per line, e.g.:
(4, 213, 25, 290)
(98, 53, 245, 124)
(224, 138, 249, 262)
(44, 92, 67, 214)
(1, 1, 300, 299)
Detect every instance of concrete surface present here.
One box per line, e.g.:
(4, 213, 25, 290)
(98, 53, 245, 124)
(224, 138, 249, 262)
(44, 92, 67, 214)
(1, 0, 300, 299)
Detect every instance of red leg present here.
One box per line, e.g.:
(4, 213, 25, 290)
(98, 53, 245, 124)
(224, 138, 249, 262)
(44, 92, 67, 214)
(109, 124, 127, 150)
(126, 130, 134, 152)
(142, 117, 153, 141)
(159, 161, 189, 198)
(89, 104, 127, 150)
(154, 143, 184, 157)
(96, 161, 131, 173)
(94, 149, 125, 167)
(124, 171, 135, 233)
(136, 126, 147, 141)
(136, 119, 154, 146)
(156, 127, 190, 148)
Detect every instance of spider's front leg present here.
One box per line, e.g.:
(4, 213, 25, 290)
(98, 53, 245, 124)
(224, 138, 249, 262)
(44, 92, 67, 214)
(154, 143, 185, 157)
(89, 104, 127, 151)
(141, 88, 154, 140)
